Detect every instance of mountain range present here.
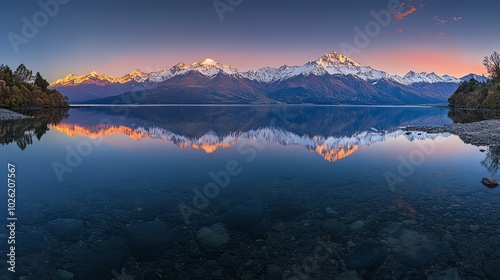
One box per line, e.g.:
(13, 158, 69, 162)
(51, 51, 488, 104)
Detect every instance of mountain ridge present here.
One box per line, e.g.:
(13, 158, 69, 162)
(50, 51, 489, 104)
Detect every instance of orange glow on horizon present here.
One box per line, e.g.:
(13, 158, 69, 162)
(357, 48, 488, 77)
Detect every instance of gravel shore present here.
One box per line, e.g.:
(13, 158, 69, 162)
(0, 108, 30, 121)
(404, 119, 500, 146)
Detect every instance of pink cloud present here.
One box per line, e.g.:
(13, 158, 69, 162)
(435, 32, 445, 40)
(433, 16, 447, 24)
(453, 16, 462, 21)
(395, 6, 417, 21)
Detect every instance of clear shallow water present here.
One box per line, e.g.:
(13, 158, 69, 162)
(0, 106, 499, 279)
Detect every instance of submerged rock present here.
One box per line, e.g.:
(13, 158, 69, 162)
(379, 221, 403, 238)
(122, 220, 176, 260)
(336, 270, 364, 280)
(58, 270, 74, 280)
(217, 253, 237, 271)
(322, 219, 346, 238)
(399, 230, 424, 248)
(47, 218, 83, 243)
(267, 264, 283, 280)
(225, 200, 265, 231)
(248, 223, 268, 240)
(482, 177, 499, 188)
(350, 220, 364, 231)
(397, 241, 450, 267)
(72, 237, 131, 280)
(269, 201, 307, 221)
(325, 207, 339, 217)
(196, 224, 229, 249)
(427, 267, 461, 280)
(485, 260, 500, 279)
(16, 232, 44, 256)
(344, 242, 388, 271)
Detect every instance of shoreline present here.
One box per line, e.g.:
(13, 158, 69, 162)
(404, 119, 500, 147)
(0, 108, 31, 121)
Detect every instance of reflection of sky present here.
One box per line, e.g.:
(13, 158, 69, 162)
(1, 105, 497, 213)
(1, 122, 493, 201)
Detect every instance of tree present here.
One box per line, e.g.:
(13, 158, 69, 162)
(34, 72, 49, 91)
(483, 51, 500, 81)
(13, 63, 32, 83)
(0, 64, 14, 85)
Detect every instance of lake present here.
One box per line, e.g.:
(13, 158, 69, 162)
(1, 105, 499, 279)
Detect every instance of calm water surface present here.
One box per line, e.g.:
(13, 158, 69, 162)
(0, 106, 499, 279)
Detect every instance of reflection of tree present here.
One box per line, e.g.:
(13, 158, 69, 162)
(481, 146, 500, 175)
(0, 108, 68, 150)
(448, 108, 500, 123)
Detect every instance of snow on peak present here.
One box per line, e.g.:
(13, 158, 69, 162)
(52, 51, 466, 87)
(50, 71, 120, 87)
(242, 51, 390, 83)
(139, 59, 240, 83)
(460, 73, 489, 82)
(51, 69, 150, 87)
(315, 51, 361, 67)
(392, 71, 461, 85)
(200, 58, 216, 65)
(116, 69, 147, 83)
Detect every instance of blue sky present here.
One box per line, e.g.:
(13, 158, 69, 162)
(1, 0, 499, 81)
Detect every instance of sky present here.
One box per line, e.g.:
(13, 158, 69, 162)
(1, 0, 499, 82)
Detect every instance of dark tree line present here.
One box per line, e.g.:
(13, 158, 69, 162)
(0, 63, 68, 107)
(449, 51, 500, 108)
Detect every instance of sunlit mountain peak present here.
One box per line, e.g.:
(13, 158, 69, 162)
(316, 51, 361, 67)
(200, 58, 216, 65)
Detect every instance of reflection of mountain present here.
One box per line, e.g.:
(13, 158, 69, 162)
(0, 109, 69, 150)
(52, 123, 447, 162)
(63, 106, 453, 139)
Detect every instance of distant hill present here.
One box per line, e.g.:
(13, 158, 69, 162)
(0, 64, 68, 108)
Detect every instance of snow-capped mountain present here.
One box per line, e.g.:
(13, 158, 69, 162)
(393, 71, 461, 85)
(242, 52, 393, 83)
(52, 51, 482, 104)
(460, 73, 489, 83)
(51, 69, 146, 87)
(140, 58, 240, 83)
(51, 71, 118, 87)
(116, 69, 147, 83)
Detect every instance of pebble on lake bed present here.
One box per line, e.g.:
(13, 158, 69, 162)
(482, 177, 499, 188)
